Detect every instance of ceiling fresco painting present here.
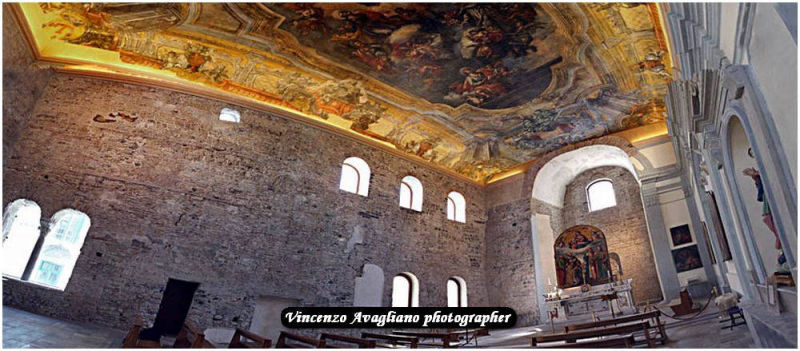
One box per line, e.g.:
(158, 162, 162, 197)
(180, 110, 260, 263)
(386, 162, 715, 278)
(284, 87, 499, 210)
(19, 3, 672, 183)
(267, 3, 562, 109)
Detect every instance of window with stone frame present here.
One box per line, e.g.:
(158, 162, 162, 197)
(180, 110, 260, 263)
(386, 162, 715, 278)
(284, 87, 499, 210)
(399, 175, 423, 211)
(391, 273, 419, 307)
(2, 199, 42, 279)
(587, 179, 617, 212)
(29, 209, 91, 290)
(339, 157, 371, 196)
(446, 191, 466, 223)
(447, 276, 468, 307)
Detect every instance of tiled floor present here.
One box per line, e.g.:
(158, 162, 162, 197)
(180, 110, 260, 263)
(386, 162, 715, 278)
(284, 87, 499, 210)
(2, 306, 126, 348)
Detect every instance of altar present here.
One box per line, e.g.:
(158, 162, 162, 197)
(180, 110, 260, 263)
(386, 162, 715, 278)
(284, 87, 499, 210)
(545, 278, 637, 322)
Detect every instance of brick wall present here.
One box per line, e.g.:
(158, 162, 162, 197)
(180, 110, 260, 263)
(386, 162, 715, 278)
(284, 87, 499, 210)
(2, 74, 489, 330)
(561, 166, 662, 303)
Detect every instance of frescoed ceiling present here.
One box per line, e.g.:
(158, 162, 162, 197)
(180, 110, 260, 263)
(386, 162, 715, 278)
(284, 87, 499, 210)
(16, 3, 672, 183)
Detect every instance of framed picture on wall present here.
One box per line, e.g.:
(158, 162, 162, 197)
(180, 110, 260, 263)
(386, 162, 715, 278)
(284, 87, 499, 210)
(671, 245, 703, 273)
(670, 224, 693, 246)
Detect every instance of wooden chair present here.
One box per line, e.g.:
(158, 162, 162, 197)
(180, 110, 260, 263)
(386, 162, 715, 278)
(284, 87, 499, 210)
(361, 332, 419, 348)
(122, 316, 143, 348)
(122, 316, 160, 348)
(228, 328, 271, 348)
(320, 333, 376, 348)
(173, 321, 215, 348)
(564, 310, 667, 344)
(540, 335, 635, 348)
(275, 331, 325, 348)
(532, 321, 654, 348)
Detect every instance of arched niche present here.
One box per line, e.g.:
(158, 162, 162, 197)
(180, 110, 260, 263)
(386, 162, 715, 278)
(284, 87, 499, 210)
(717, 94, 796, 284)
(530, 144, 645, 319)
(722, 114, 797, 282)
(353, 264, 384, 307)
(532, 145, 638, 208)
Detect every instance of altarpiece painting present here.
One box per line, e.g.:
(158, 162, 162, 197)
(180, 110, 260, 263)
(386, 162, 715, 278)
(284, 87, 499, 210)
(555, 225, 612, 289)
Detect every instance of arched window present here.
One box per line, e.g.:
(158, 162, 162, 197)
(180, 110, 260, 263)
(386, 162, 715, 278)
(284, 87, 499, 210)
(446, 192, 466, 223)
(339, 157, 371, 196)
(30, 209, 90, 290)
(391, 273, 419, 307)
(2, 199, 42, 279)
(447, 276, 468, 307)
(399, 176, 423, 211)
(219, 107, 241, 123)
(587, 179, 616, 212)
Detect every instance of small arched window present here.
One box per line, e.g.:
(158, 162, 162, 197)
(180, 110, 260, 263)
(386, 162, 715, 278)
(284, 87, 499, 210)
(399, 176, 423, 211)
(30, 209, 91, 290)
(587, 179, 617, 212)
(446, 192, 466, 223)
(447, 276, 468, 307)
(391, 272, 419, 307)
(2, 199, 42, 279)
(339, 157, 371, 196)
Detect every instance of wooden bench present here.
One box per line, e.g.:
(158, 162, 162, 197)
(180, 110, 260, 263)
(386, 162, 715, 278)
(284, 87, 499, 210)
(276, 331, 326, 348)
(532, 321, 654, 348)
(564, 311, 667, 344)
(539, 335, 635, 348)
(361, 333, 419, 348)
(174, 321, 215, 348)
(446, 328, 490, 347)
(228, 328, 271, 348)
(392, 331, 458, 348)
(320, 333, 376, 348)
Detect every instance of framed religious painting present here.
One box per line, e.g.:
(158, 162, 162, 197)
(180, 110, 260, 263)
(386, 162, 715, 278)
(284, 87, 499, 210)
(671, 245, 703, 273)
(670, 224, 693, 246)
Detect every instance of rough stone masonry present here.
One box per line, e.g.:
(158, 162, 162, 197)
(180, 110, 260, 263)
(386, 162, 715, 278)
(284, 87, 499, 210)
(2, 73, 489, 330)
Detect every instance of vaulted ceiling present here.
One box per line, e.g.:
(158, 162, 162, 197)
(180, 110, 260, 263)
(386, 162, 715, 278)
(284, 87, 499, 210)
(17, 3, 672, 183)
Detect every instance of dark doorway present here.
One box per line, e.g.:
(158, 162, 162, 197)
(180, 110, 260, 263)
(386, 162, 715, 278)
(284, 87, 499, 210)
(140, 278, 200, 340)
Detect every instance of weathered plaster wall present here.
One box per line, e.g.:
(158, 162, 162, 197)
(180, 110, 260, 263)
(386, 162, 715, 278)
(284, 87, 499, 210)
(2, 74, 489, 330)
(561, 166, 662, 303)
(2, 5, 52, 166)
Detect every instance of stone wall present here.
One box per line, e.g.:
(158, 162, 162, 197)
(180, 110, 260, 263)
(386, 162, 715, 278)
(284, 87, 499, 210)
(2, 5, 52, 165)
(561, 166, 662, 303)
(2, 74, 489, 330)
(484, 175, 539, 326)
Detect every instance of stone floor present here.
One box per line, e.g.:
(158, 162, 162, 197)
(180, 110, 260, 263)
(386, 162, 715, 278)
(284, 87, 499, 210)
(3, 302, 756, 349)
(475, 300, 755, 348)
(2, 306, 126, 348)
